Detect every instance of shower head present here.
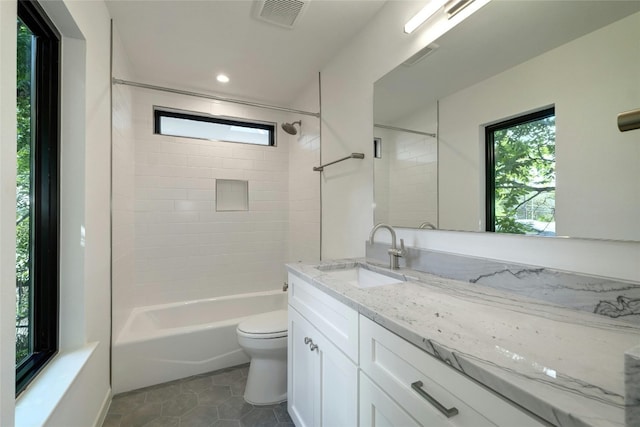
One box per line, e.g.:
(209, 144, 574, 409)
(281, 120, 301, 135)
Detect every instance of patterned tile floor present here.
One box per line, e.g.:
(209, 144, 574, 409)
(102, 364, 293, 427)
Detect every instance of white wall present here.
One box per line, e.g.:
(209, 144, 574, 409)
(438, 11, 640, 240)
(0, 1, 18, 424)
(111, 29, 136, 337)
(1, 0, 112, 425)
(313, 0, 639, 282)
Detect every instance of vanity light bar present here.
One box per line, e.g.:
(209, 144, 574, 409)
(444, 0, 476, 19)
(404, 0, 475, 34)
(404, 0, 448, 34)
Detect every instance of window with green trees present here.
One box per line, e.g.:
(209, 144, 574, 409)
(486, 107, 556, 236)
(16, 0, 60, 395)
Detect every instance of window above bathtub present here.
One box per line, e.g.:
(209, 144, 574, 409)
(153, 107, 276, 146)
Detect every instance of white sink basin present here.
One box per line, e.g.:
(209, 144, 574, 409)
(323, 266, 404, 288)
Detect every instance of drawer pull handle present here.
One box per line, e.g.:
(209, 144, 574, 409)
(304, 337, 311, 344)
(411, 381, 459, 418)
(309, 343, 318, 351)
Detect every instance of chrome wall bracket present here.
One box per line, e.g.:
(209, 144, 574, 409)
(313, 153, 365, 172)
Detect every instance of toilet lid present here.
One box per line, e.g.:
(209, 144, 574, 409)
(237, 309, 288, 337)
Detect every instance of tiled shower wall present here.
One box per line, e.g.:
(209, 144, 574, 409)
(111, 85, 320, 338)
(374, 104, 437, 228)
(388, 130, 437, 228)
(134, 92, 292, 304)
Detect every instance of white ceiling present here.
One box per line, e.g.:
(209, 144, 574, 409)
(106, 0, 386, 106)
(374, 0, 640, 124)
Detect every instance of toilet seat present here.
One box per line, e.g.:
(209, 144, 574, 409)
(237, 309, 287, 339)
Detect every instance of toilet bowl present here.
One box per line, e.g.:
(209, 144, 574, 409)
(236, 309, 288, 405)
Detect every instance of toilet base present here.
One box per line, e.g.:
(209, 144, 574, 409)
(244, 357, 287, 405)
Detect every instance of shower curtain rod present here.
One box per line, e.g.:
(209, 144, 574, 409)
(374, 123, 436, 138)
(111, 78, 321, 118)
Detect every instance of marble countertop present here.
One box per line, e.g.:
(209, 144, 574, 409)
(286, 259, 640, 427)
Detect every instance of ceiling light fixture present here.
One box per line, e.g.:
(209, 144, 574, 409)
(444, 0, 476, 19)
(404, 0, 476, 33)
(404, 0, 448, 34)
(216, 74, 230, 83)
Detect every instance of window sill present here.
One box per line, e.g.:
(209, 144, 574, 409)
(15, 342, 98, 427)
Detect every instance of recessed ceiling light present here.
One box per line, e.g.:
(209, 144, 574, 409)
(216, 74, 230, 83)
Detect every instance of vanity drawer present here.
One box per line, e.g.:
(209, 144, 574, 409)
(359, 315, 543, 426)
(288, 273, 358, 362)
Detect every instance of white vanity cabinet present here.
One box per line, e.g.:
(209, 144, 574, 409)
(286, 270, 545, 427)
(287, 274, 359, 427)
(359, 316, 544, 427)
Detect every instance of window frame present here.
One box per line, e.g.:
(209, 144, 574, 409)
(153, 108, 277, 147)
(485, 106, 555, 233)
(16, 0, 61, 396)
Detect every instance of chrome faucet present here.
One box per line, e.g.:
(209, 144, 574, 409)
(369, 223, 405, 270)
(418, 221, 436, 229)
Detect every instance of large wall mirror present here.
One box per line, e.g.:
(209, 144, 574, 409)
(373, 0, 640, 241)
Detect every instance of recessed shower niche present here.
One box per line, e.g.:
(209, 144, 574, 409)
(216, 179, 249, 211)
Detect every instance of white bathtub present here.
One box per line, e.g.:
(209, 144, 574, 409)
(112, 290, 287, 394)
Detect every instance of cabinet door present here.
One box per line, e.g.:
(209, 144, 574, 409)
(289, 306, 358, 427)
(360, 372, 420, 427)
(288, 307, 319, 427)
(317, 327, 358, 427)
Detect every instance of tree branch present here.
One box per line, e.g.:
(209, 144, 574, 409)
(513, 190, 545, 212)
(16, 212, 29, 226)
(497, 183, 555, 192)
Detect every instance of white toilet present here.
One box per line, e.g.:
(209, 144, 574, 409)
(236, 309, 288, 405)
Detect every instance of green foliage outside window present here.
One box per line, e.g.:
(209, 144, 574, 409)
(16, 18, 33, 365)
(493, 114, 556, 235)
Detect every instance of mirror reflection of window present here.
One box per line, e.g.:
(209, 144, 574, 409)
(485, 107, 556, 236)
(374, 137, 382, 159)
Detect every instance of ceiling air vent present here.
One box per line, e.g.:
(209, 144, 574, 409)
(253, 0, 310, 29)
(402, 43, 439, 67)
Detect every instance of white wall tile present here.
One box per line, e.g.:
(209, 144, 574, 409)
(187, 189, 216, 200)
(221, 158, 253, 170)
(175, 200, 213, 212)
(232, 147, 266, 160)
(136, 188, 188, 200)
(134, 199, 174, 212)
(187, 155, 223, 168)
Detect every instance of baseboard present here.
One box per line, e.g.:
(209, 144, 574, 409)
(93, 387, 112, 427)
